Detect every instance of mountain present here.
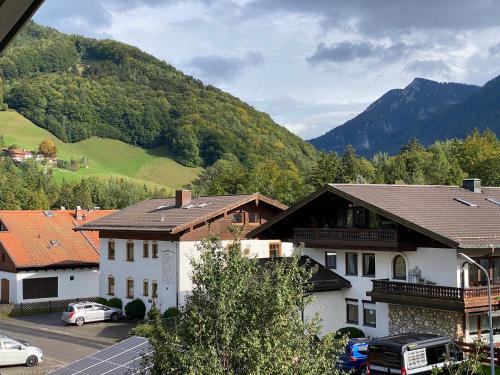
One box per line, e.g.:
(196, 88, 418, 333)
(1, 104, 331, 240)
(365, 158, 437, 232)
(309, 78, 481, 156)
(0, 22, 317, 171)
(0, 110, 201, 190)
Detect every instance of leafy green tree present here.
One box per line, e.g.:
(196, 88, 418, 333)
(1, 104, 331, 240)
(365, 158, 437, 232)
(309, 152, 342, 189)
(38, 138, 57, 158)
(139, 236, 345, 375)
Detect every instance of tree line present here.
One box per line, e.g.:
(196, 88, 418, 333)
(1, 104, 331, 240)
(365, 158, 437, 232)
(191, 129, 500, 205)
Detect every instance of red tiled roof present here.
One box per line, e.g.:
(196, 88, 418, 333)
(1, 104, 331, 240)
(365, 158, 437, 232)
(0, 210, 114, 269)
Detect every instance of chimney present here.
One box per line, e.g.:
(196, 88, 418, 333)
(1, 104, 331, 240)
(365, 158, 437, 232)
(463, 178, 482, 193)
(75, 206, 84, 220)
(175, 190, 192, 207)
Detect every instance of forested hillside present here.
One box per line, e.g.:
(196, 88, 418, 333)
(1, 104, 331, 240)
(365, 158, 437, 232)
(0, 22, 316, 171)
(310, 78, 481, 156)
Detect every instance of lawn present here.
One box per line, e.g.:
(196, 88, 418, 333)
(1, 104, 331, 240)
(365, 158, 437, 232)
(481, 365, 500, 374)
(0, 110, 202, 190)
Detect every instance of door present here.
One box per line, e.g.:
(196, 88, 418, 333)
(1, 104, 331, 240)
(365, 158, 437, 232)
(1, 278, 9, 303)
(94, 304, 109, 321)
(1, 339, 26, 365)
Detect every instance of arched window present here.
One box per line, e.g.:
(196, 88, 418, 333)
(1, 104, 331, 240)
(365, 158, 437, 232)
(393, 255, 406, 280)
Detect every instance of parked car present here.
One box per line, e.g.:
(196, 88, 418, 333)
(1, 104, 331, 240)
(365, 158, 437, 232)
(62, 301, 123, 326)
(367, 333, 464, 375)
(0, 334, 43, 367)
(339, 338, 370, 374)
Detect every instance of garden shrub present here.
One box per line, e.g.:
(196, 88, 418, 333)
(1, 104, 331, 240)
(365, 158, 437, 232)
(125, 298, 146, 320)
(106, 297, 123, 310)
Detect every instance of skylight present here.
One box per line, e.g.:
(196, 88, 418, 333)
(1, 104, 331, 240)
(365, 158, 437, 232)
(183, 202, 212, 209)
(486, 198, 500, 207)
(453, 198, 477, 207)
(43, 210, 54, 217)
(50, 240, 60, 246)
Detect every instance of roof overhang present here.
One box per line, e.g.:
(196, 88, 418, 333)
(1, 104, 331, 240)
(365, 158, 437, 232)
(249, 184, 461, 249)
(16, 262, 99, 272)
(0, 0, 45, 54)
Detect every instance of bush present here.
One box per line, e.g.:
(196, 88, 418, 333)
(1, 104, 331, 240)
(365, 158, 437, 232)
(95, 297, 108, 305)
(125, 298, 146, 320)
(335, 327, 365, 339)
(129, 323, 155, 339)
(162, 307, 181, 320)
(107, 297, 123, 309)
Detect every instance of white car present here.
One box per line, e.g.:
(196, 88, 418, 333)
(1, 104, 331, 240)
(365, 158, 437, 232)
(0, 335, 43, 367)
(62, 301, 123, 326)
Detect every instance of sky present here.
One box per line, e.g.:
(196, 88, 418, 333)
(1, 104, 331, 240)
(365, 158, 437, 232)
(34, 0, 500, 140)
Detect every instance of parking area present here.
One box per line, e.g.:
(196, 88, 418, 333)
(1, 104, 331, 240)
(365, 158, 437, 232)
(0, 313, 135, 374)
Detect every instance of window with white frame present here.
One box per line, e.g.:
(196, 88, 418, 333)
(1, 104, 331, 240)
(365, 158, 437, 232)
(325, 252, 336, 269)
(363, 301, 376, 327)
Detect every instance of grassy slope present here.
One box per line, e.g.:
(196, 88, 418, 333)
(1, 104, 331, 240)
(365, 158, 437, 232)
(0, 110, 201, 190)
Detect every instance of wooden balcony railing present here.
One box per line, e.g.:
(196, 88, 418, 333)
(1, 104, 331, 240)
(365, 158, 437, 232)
(370, 279, 500, 312)
(293, 228, 397, 242)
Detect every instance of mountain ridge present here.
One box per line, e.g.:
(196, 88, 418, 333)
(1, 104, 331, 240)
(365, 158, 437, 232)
(309, 77, 486, 156)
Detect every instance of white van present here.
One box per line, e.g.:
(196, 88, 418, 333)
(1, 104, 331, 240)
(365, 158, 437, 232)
(0, 335, 43, 367)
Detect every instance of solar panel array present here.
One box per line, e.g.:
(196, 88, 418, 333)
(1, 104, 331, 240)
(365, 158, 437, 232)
(50, 336, 153, 375)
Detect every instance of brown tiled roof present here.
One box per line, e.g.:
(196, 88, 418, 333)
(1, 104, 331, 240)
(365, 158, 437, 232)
(250, 184, 500, 249)
(257, 256, 351, 292)
(77, 194, 287, 234)
(0, 210, 115, 269)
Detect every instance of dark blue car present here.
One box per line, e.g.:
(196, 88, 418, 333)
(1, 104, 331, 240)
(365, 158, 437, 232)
(339, 338, 370, 374)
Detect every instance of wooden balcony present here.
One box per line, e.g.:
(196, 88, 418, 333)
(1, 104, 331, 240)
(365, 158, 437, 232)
(293, 228, 398, 249)
(368, 279, 500, 312)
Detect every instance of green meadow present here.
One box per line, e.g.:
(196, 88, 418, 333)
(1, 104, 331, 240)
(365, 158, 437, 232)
(0, 110, 202, 190)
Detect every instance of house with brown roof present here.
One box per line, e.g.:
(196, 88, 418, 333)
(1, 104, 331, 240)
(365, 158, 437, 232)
(249, 178, 500, 343)
(77, 190, 294, 312)
(0, 208, 114, 304)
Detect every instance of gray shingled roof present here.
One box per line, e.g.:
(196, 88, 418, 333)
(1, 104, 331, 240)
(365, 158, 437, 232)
(77, 194, 287, 233)
(250, 183, 500, 249)
(257, 255, 351, 292)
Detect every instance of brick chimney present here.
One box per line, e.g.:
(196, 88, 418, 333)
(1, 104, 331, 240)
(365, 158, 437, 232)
(175, 190, 192, 207)
(463, 178, 482, 193)
(75, 206, 84, 220)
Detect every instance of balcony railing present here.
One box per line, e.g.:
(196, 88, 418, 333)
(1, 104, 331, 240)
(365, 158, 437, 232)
(370, 279, 500, 311)
(294, 228, 397, 243)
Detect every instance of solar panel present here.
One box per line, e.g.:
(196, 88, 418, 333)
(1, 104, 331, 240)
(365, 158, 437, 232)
(50, 336, 153, 375)
(486, 197, 500, 206)
(453, 197, 477, 207)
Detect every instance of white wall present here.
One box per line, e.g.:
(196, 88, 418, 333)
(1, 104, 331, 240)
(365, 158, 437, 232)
(0, 269, 99, 304)
(301, 246, 460, 338)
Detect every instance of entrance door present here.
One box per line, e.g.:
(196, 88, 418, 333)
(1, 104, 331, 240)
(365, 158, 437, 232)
(1, 278, 9, 303)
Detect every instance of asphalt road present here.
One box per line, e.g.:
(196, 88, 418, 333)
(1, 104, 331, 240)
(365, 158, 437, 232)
(0, 313, 135, 375)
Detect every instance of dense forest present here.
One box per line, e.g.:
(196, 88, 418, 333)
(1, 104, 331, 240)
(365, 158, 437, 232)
(0, 22, 317, 173)
(0, 129, 497, 210)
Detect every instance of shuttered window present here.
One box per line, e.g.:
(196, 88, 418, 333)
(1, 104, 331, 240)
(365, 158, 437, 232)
(23, 277, 58, 299)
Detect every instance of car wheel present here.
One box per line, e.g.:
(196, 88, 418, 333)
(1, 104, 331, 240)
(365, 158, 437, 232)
(110, 313, 119, 322)
(26, 355, 38, 367)
(358, 366, 368, 375)
(75, 317, 85, 326)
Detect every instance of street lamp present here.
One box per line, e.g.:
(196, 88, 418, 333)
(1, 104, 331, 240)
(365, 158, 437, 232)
(459, 252, 495, 375)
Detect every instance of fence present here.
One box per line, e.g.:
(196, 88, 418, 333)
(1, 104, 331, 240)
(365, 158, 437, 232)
(0, 297, 99, 318)
(456, 341, 500, 366)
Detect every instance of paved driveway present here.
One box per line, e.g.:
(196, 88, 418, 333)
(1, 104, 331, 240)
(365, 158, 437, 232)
(0, 313, 135, 374)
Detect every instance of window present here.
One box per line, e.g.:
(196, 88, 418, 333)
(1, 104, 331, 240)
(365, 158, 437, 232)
(363, 301, 376, 327)
(108, 240, 115, 260)
(126, 242, 134, 261)
(152, 242, 158, 258)
(108, 276, 115, 296)
(346, 253, 358, 276)
(362, 253, 376, 277)
(143, 280, 149, 296)
(325, 252, 337, 269)
(269, 242, 281, 258)
(1, 253, 4, 262)
(232, 212, 243, 224)
(346, 299, 359, 324)
(3, 340, 22, 350)
(248, 212, 260, 224)
(126, 278, 134, 299)
(152, 280, 158, 298)
(70, 275, 74, 281)
(393, 255, 406, 280)
(143, 242, 149, 258)
(23, 277, 58, 299)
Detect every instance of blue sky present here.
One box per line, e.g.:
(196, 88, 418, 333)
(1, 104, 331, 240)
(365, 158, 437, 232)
(34, 0, 500, 139)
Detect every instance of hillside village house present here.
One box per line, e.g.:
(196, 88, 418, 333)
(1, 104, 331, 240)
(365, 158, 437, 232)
(77, 191, 294, 312)
(249, 178, 500, 343)
(0, 208, 114, 304)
